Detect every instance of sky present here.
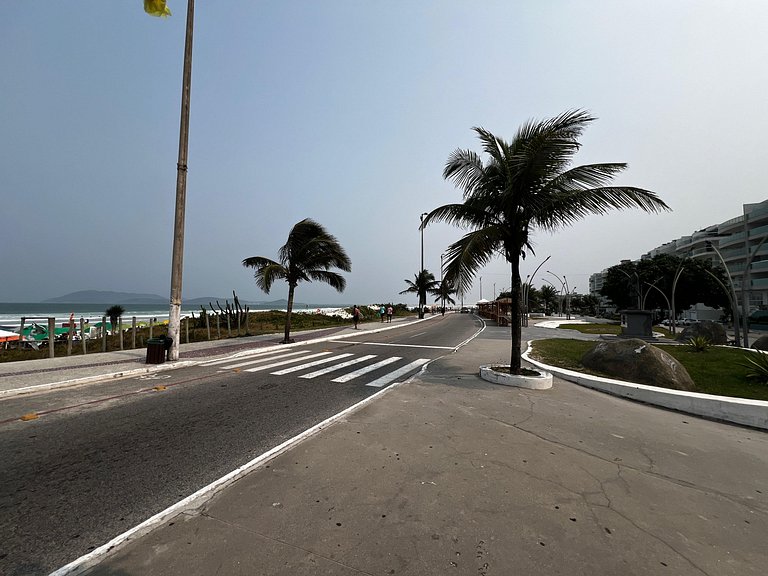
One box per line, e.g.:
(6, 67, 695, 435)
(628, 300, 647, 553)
(2, 1, 767, 306)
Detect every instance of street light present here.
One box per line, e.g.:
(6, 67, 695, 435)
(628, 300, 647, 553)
(705, 241, 742, 346)
(546, 271, 570, 319)
(523, 255, 550, 326)
(419, 212, 428, 319)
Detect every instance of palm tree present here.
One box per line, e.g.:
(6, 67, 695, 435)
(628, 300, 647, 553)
(433, 278, 457, 314)
(243, 218, 351, 343)
(400, 270, 440, 317)
(423, 110, 670, 373)
(539, 285, 559, 315)
(105, 305, 125, 336)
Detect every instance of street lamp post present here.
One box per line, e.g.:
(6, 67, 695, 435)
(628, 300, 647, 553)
(706, 241, 742, 347)
(419, 212, 428, 319)
(168, 0, 195, 361)
(546, 271, 570, 319)
(523, 255, 550, 327)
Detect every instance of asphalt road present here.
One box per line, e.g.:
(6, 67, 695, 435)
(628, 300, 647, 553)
(0, 313, 479, 576)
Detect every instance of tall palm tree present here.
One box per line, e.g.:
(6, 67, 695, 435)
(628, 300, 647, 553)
(423, 110, 670, 373)
(433, 278, 457, 313)
(243, 218, 351, 343)
(400, 270, 440, 317)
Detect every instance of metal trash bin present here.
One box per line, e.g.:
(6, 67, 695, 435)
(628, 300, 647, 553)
(146, 337, 166, 364)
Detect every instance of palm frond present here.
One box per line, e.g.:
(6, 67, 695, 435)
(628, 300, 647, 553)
(306, 270, 347, 292)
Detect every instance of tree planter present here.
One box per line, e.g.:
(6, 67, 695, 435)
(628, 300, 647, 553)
(479, 365, 553, 390)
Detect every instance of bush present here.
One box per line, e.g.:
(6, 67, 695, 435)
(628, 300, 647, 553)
(686, 336, 711, 352)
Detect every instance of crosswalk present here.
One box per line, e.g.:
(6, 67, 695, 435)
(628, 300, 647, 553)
(199, 348, 429, 388)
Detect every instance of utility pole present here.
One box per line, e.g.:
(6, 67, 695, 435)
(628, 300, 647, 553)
(168, 0, 195, 361)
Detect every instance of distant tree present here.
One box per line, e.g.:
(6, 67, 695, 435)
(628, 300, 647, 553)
(242, 218, 351, 343)
(539, 285, 559, 314)
(400, 270, 440, 317)
(600, 255, 729, 314)
(433, 278, 457, 313)
(105, 305, 125, 335)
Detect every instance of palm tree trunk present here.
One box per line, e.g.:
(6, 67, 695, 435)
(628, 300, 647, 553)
(283, 284, 295, 343)
(510, 259, 523, 374)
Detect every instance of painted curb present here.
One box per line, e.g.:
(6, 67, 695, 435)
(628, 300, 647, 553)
(479, 364, 553, 389)
(522, 341, 768, 430)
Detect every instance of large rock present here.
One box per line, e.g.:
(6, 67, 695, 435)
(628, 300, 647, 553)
(582, 338, 696, 391)
(678, 321, 727, 345)
(752, 335, 768, 351)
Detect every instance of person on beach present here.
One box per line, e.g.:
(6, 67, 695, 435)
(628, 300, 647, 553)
(353, 306, 360, 329)
(380, 305, 386, 322)
(387, 305, 393, 322)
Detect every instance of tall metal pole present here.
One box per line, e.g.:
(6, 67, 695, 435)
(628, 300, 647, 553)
(706, 242, 741, 348)
(740, 233, 768, 348)
(168, 0, 195, 361)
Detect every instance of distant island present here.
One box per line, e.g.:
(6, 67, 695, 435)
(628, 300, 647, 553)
(41, 290, 326, 309)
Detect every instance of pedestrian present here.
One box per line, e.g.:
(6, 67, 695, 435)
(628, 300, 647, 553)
(387, 305, 393, 323)
(380, 305, 386, 322)
(353, 305, 360, 329)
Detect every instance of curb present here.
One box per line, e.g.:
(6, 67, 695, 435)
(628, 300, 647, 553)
(522, 341, 768, 430)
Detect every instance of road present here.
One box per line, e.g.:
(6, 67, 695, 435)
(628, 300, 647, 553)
(0, 313, 480, 576)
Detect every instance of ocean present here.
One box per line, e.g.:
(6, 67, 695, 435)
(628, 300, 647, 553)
(0, 302, 352, 329)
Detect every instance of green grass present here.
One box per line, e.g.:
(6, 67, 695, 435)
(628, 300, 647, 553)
(556, 323, 675, 339)
(529, 338, 768, 402)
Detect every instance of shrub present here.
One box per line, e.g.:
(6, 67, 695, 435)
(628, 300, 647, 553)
(686, 336, 711, 352)
(739, 351, 768, 383)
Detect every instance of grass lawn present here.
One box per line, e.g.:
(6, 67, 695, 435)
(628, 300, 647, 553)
(529, 338, 768, 402)
(556, 323, 674, 339)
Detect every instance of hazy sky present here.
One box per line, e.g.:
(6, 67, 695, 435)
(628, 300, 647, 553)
(2, 1, 767, 305)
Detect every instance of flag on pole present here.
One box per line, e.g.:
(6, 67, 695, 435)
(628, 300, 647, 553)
(144, 0, 171, 17)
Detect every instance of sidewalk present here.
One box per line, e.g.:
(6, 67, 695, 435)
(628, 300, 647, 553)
(48, 322, 768, 576)
(0, 316, 423, 397)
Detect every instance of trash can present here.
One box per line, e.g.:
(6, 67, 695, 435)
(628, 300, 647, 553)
(146, 337, 166, 364)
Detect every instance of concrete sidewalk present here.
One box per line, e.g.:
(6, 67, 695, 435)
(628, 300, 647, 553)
(47, 324, 768, 576)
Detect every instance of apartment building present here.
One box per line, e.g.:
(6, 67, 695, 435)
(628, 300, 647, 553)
(590, 199, 768, 315)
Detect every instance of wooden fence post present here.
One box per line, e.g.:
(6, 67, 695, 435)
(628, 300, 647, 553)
(48, 317, 55, 358)
(132, 316, 137, 349)
(101, 316, 107, 352)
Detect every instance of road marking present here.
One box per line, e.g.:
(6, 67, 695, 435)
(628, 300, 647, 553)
(409, 331, 427, 338)
(331, 356, 402, 382)
(328, 340, 453, 350)
(299, 355, 378, 379)
(244, 352, 333, 373)
(217, 350, 312, 371)
(201, 347, 293, 367)
(271, 353, 354, 375)
(365, 358, 430, 388)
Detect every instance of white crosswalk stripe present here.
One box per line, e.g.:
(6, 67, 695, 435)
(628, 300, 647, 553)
(271, 353, 354, 375)
(214, 350, 313, 371)
(331, 356, 402, 383)
(244, 352, 333, 373)
(299, 355, 378, 379)
(205, 349, 429, 387)
(365, 358, 430, 387)
(200, 347, 290, 367)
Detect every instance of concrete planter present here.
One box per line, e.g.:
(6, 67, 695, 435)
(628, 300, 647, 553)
(479, 365, 553, 390)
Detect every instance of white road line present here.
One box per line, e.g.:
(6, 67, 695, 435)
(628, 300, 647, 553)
(244, 352, 333, 372)
(200, 347, 290, 367)
(215, 350, 312, 370)
(328, 340, 453, 350)
(408, 331, 427, 338)
(365, 358, 430, 388)
(299, 355, 378, 379)
(331, 356, 402, 382)
(270, 353, 353, 375)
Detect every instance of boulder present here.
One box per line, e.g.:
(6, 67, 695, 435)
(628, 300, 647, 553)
(752, 335, 768, 351)
(678, 321, 727, 345)
(582, 338, 696, 391)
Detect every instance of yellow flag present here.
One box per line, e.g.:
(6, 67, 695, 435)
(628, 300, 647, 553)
(144, 0, 171, 17)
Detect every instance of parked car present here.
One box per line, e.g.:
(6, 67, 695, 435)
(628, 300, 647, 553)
(460, 307, 470, 313)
